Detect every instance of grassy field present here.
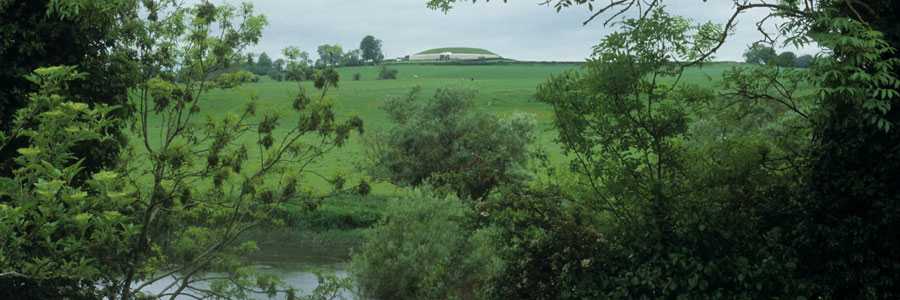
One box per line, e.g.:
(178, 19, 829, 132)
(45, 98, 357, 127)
(184, 64, 587, 193)
(143, 62, 744, 236)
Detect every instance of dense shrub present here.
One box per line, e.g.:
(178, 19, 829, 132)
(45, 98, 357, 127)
(364, 86, 535, 200)
(0, 66, 136, 299)
(377, 65, 398, 79)
(0, 0, 136, 181)
(267, 69, 283, 81)
(267, 195, 385, 230)
(349, 190, 501, 300)
(525, 9, 807, 298)
(477, 187, 605, 299)
(352, 72, 361, 81)
(788, 3, 900, 296)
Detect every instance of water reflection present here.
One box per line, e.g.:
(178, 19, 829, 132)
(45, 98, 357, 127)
(138, 243, 355, 299)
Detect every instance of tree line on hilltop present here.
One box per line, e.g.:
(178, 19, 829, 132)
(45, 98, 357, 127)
(743, 44, 816, 68)
(211, 35, 386, 82)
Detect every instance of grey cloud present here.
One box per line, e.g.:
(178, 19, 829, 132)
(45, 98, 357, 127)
(199, 0, 820, 62)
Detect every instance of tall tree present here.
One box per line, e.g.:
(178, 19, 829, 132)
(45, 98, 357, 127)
(773, 51, 797, 67)
(273, 58, 286, 72)
(342, 49, 364, 66)
(121, 1, 365, 299)
(257, 52, 273, 69)
(282, 46, 312, 81)
(359, 35, 383, 63)
(429, 0, 900, 297)
(793, 54, 814, 68)
(743, 44, 776, 64)
(791, 0, 900, 297)
(253, 51, 273, 75)
(316, 44, 343, 67)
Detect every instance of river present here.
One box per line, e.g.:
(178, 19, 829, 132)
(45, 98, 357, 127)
(138, 242, 356, 299)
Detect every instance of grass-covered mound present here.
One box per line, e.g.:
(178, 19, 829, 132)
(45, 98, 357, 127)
(416, 47, 498, 55)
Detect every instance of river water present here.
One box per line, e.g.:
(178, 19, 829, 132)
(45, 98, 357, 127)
(138, 242, 356, 299)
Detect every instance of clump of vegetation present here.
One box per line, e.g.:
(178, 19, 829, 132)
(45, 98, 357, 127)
(7, 0, 900, 298)
(364, 86, 535, 200)
(359, 35, 384, 64)
(352, 72, 361, 81)
(268, 69, 283, 81)
(1, 1, 365, 299)
(523, 9, 807, 298)
(377, 65, 398, 79)
(0, 0, 134, 182)
(743, 43, 815, 68)
(0, 66, 136, 299)
(350, 189, 501, 300)
(475, 186, 603, 299)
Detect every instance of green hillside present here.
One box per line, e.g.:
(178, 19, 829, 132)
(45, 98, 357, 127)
(136, 63, 741, 196)
(416, 47, 498, 55)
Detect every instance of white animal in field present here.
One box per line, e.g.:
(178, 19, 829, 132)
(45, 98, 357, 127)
(413, 75, 418, 79)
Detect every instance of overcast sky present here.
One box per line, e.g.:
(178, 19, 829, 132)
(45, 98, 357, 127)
(221, 0, 818, 62)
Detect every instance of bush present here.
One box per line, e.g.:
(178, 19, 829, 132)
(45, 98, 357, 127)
(352, 72, 361, 81)
(526, 10, 806, 298)
(364, 86, 535, 200)
(267, 69, 283, 81)
(0, 66, 136, 299)
(349, 190, 501, 300)
(478, 187, 606, 299)
(377, 65, 398, 79)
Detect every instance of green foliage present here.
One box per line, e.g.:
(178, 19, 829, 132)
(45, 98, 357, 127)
(316, 44, 344, 67)
(365, 86, 535, 200)
(352, 72, 361, 81)
(0, 0, 139, 180)
(274, 58, 286, 72)
(807, 14, 900, 132)
(537, 8, 720, 224)
(349, 190, 501, 300)
(0, 66, 136, 299)
(793, 54, 814, 68)
(342, 49, 365, 67)
(255, 52, 274, 74)
(428, 0, 900, 298)
(283, 46, 314, 81)
(377, 65, 398, 79)
(359, 35, 384, 63)
(268, 69, 284, 81)
(742, 44, 776, 64)
(268, 194, 386, 231)
(786, 2, 900, 297)
(119, 1, 365, 299)
(772, 51, 797, 67)
(477, 186, 605, 299)
(529, 9, 808, 298)
(298, 271, 354, 300)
